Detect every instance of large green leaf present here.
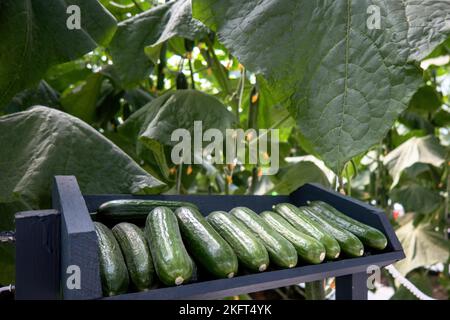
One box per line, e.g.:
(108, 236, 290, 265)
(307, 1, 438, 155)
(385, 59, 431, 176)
(408, 86, 442, 115)
(395, 217, 450, 276)
(0, 106, 166, 283)
(119, 89, 237, 180)
(390, 183, 442, 214)
(268, 160, 331, 195)
(0, 0, 117, 108)
(109, 0, 208, 87)
(60, 73, 104, 123)
(383, 135, 446, 187)
(0, 106, 166, 206)
(3, 81, 60, 115)
(193, 0, 450, 172)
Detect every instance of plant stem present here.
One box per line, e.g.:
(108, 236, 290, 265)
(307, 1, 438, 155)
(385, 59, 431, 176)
(131, 0, 144, 12)
(247, 86, 260, 195)
(305, 280, 325, 300)
(345, 163, 352, 196)
(156, 43, 167, 91)
(338, 174, 345, 194)
(236, 67, 246, 122)
(203, 37, 232, 95)
(445, 161, 449, 239)
(176, 162, 183, 194)
(188, 58, 196, 90)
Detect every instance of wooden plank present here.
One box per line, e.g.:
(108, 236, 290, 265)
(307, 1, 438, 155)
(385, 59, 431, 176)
(52, 176, 102, 300)
(15, 210, 60, 300)
(105, 253, 400, 300)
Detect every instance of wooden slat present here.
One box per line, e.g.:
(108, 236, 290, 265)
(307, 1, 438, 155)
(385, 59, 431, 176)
(52, 176, 102, 300)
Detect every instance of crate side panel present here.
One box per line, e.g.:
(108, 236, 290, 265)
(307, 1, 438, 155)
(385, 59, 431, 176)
(15, 210, 60, 300)
(290, 183, 402, 252)
(53, 176, 102, 299)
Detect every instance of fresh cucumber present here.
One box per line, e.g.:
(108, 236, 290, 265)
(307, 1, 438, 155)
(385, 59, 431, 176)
(207, 211, 269, 272)
(260, 211, 325, 264)
(273, 203, 340, 260)
(112, 222, 155, 291)
(94, 222, 129, 296)
(299, 206, 364, 257)
(144, 206, 193, 286)
(175, 206, 238, 278)
(309, 201, 388, 250)
(230, 207, 298, 268)
(97, 199, 198, 221)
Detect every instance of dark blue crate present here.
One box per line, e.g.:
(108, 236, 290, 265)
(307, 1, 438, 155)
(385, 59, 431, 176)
(15, 176, 404, 300)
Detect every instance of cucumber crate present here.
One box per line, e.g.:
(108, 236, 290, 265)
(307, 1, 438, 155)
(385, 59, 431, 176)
(15, 176, 404, 300)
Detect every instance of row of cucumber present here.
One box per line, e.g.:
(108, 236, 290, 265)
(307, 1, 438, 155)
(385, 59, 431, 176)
(94, 200, 388, 296)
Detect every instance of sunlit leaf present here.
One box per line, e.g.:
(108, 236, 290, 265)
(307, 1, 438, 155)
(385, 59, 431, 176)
(193, 0, 450, 172)
(395, 217, 450, 276)
(383, 135, 446, 187)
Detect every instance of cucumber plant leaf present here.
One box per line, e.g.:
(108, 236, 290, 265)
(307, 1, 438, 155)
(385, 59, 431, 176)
(60, 73, 105, 123)
(3, 81, 60, 115)
(119, 90, 237, 181)
(395, 217, 450, 276)
(0, 106, 166, 283)
(383, 135, 446, 188)
(0, 0, 117, 109)
(0, 105, 166, 222)
(109, 0, 209, 87)
(390, 183, 442, 215)
(268, 160, 331, 195)
(193, 0, 450, 172)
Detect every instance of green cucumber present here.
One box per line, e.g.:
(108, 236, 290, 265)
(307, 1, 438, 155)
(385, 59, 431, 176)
(144, 206, 193, 286)
(94, 222, 129, 296)
(299, 206, 364, 257)
(230, 207, 298, 268)
(260, 211, 326, 264)
(309, 201, 388, 250)
(207, 211, 269, 272)
(112, 222, 155, 291)
(175, 206, 238, 278)
(273, 203, 340, 260)
(97, 199, 198, 220)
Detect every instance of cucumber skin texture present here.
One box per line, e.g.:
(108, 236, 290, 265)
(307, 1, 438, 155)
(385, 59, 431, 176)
(94, 222, 129, 296)
(144, 207, 193, 286)
(299, 206, 365, 258)
(207, 211, 269, 272)
(260, 211, 326, 264)
(112, 222, 155, 291)
(310, 201, 388, 250)
(97, 199, 198, 220)
(175, 206, 238, 278)
(273, 203, 341, 260)
(230, 207, 298, 268)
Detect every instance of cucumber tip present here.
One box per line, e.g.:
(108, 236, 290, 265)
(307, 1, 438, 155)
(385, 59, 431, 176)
(259, 264, 267, 272)
(175, 276, 184, 285)
(319, 252, 325, 262)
